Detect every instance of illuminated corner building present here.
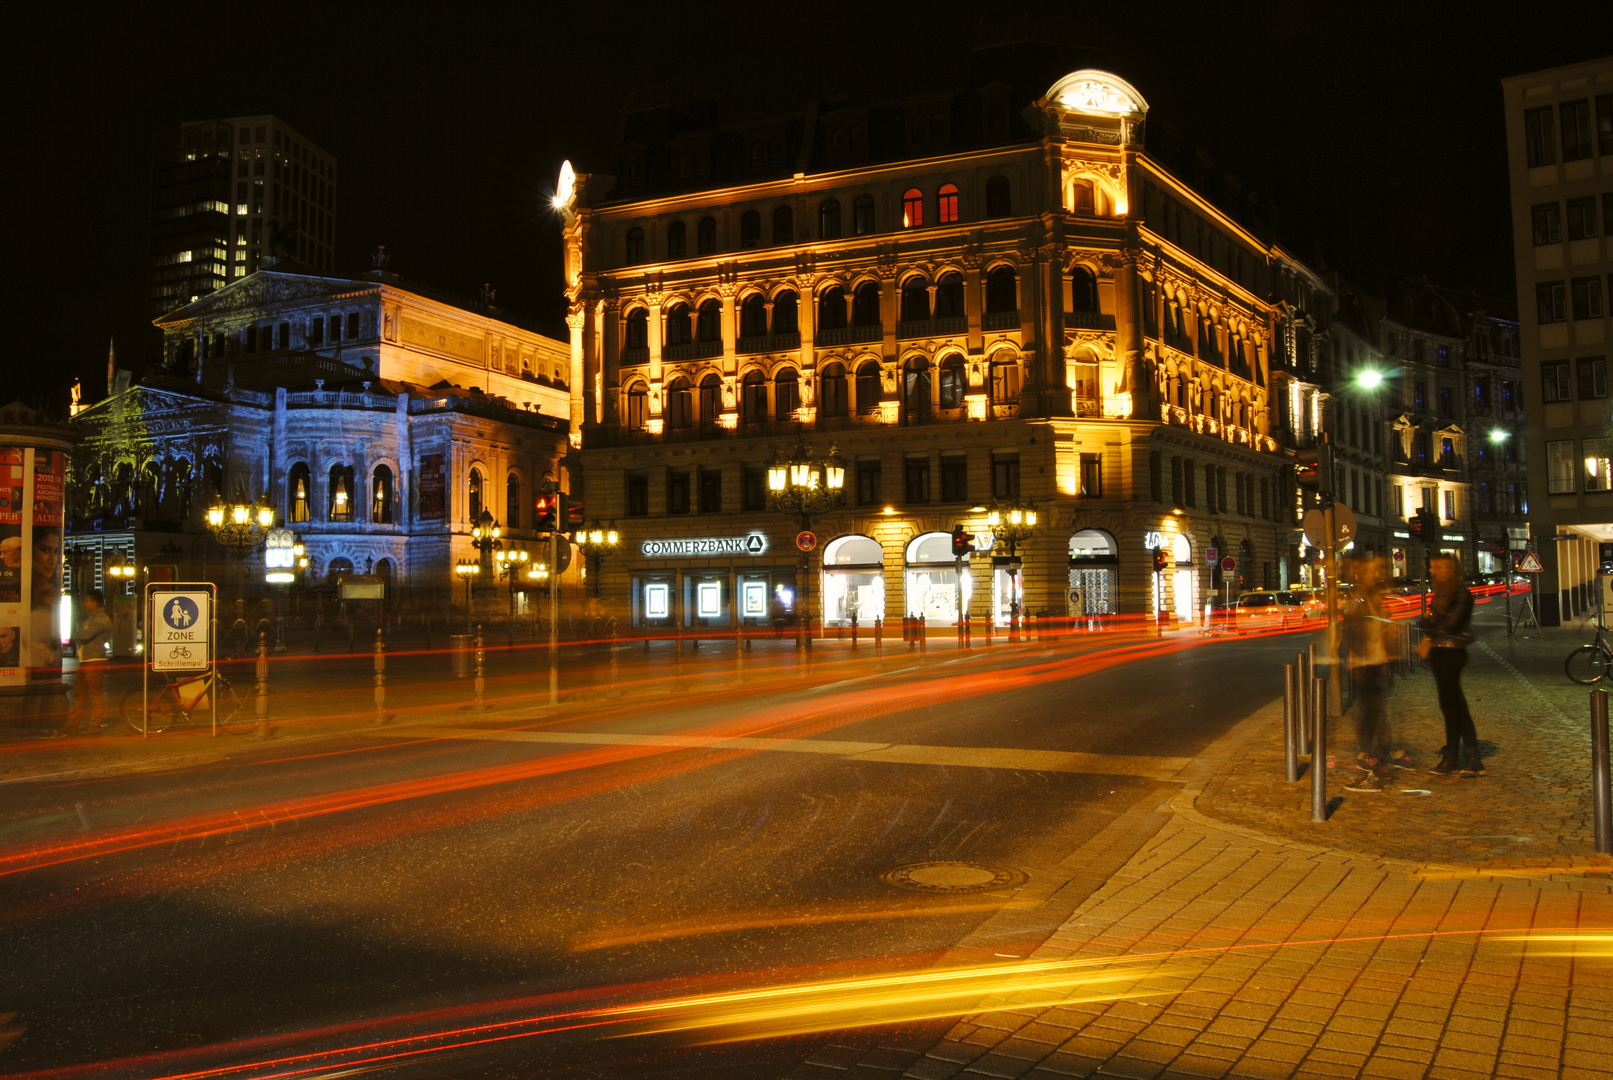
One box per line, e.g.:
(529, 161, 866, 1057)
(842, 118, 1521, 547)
(149, 116, 337, 320)
(1503, 55, 1613, 625)
(557, 67, 1303, 630)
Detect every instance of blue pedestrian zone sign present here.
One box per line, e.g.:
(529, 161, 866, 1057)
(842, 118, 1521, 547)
(150, 589, 210, 672)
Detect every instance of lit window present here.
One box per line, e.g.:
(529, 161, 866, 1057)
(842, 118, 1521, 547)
(902, 188, 923, 228)
(937, 183, 959, 224)
(236, 204, 248, 215)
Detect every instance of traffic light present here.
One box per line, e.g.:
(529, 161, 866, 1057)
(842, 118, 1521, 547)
(1152, 547, 1169, 573)
(1294, 437, 1337, 506)
(1486, 538, 1506, 558)
(565, 498, 585, 529)
(1410, 509, 1438, 542)
(534, 494, 557, 531)
(950, 525, 971, 557)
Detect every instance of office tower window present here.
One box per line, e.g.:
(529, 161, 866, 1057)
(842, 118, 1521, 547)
(1598, 94, 1613, 155)
(1561, 99, 1593, 161)
(1567, 196, 1599, 240)
(1572, 277, 1604, 320)
(1525, 106, 1557, 166)
(1587, 439, 1613, 493)
(1537, 281, 1567, 323)
(1582, 357, 1609, 399)
(1543, 360, 1572, 402)
(1548, 440, 1575, 493)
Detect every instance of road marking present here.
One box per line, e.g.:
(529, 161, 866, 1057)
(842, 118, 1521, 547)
(400, 727, 1190, 780)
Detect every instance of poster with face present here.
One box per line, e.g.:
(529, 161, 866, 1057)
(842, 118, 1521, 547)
(26, 523, 62, 683)
(32, 450, 63, 527)
(0, 524, 20, 604)
(0, 622, 18, 670)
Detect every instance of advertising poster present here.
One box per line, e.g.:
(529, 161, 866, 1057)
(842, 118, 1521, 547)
(0, 447, 32, 688)
(28, 448, 64, 683)
(419, 454, 445, 522)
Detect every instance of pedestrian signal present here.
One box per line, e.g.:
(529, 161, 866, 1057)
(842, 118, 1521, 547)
(950, 525, 970, 557)
(534, 494, 557, 531)
(1152, 547, 1169, 572)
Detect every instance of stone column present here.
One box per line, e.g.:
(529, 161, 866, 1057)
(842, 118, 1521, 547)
(1114, 250, 1150, 420)
(964, 257, 985, 354)
(600, 300, 620, 428)
(720, 286, 738, 377)
(646, 294, 664, 385)
(567, 306, 587, 436)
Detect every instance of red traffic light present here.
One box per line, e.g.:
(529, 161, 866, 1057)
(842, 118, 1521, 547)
(534, 494, 557, 530)
(950, 525, 971, 557)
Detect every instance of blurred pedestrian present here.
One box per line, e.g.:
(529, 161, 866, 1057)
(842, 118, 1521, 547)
(61, 589, 112, 736)
(1344, 555, 1397, 787)
(1419, 554, 1481, 776)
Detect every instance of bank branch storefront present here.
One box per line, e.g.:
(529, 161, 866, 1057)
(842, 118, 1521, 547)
(629, 530, 801, 632)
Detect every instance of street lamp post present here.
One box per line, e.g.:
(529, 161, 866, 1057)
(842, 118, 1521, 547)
(573, 520, 620, 598)
(206, 491, 277, 618)
(494, 547, 530, 615)
(767, 440, 846, 651)
(987, 500, 1039, 642)
(454, 560, 480, 631)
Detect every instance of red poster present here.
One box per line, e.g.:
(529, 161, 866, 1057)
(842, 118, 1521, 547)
(0, 446, 22, 526)
(32, 450, 63, 527)
(419, 454, 445, 522)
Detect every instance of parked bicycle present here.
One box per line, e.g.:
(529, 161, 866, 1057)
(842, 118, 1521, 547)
(1565, 616, 1613, 685)
(121, 669, 249, 734)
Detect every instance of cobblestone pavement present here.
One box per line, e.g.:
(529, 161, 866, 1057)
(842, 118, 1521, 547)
(790, 606, 1613, 1080)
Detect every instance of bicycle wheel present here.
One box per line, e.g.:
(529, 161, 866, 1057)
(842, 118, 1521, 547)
(121, 686, 179, 734)
(212, 674, 252, 734)
(1565, 643, 1612, 685)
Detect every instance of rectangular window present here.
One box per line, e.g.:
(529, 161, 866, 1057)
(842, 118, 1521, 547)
(1170, 456, 1184, 506)
(1542, 360, 1572, 402)
(1260, 477, 1271, 520)
(1438, 386, 1452, 419)
(856, 460, 882, 506)
(1532, 203, 1561, 245)
(741, 466, 766, 512)
(1184, 457, 1196, 508)
(940, 455, 968, 502)
(667, 470, 691, 514)
(903, 457, 931, 504)
(626, 471, 649, 516)
(992, 455, 1020, 499)
(1537, 281, 1567, 323)
(1587, 438, 1613, 493)
(1548, 439, 1576, 494)
(1599, 94, 1613, 156)
(1572, 276, 1605, 320)
(1414, 380, 1427, 412)
(1562, 99, 1593, 161)
(1443, 489, 1456, 522)
(1234, 471, 1246, 516)
(1150, 452, 1163, 503)
(308, 317, 323, 345)
(1567, 197, 1599, 240)
(1526, 106, 1557, 167)
(1440, 437, 1455, 467)
(1579, 357, 1608, 400)
(698, 468, 722, 513)
(1080, 453, 1103, 499)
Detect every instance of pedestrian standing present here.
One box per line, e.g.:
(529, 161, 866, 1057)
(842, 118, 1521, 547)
(1344, 556, 1397, 786)
(1418, 554, 1481, 776)
(62, 589, 112, 737)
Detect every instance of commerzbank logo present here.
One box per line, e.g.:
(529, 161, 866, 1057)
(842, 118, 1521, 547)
(640, 532, 769, 558)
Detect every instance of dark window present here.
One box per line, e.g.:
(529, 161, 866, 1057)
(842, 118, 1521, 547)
(937, 183, 959, 224)
(1567, 197, 1599, 240)
(775, 368, 800, 418)
(624, 308, 648, 350)
(698, 468, 722, 513)
(1542, 360, 1572, 402)
(898, 455, 930, 505)
(818, 286, 846, 330)
(990, 359, 1020, 403)
(852, 281, 881, 326)
(1537, 281, 1566, 323)
(941, 455, 968, 501)
(699, 374, 722, 424)
(697, 216, 716, 254)
(666, 220, 686, 258)
(902, 188, 923, 228)
(739, 211, 761, 248)
(772, 205, 793, 244)
(347, 312, 359, 339)
(329, 314, 342, 343)
(1598, 94, 1613, 156)
(501, 471, 517, 529)
(1580, 357, 1608, 399)
(626, 471, 649, 516)
(1440, 438, 1455, 468)
(465, 468, 481, 523)
(308, 317, 323, 345)
(1070, 179, 1094, 213)
(986, 266, 1016, 313)
(625, 227, 644, 263)
(820, 362, 848, 417)
(938, 354, 966, 408)
(667, 470, 691, 514)
(985, 176, 1011, 218)
(1526, 106, 1557, 167)
(1151, 452, 1163, 503)
(855, 361, 881, 414)
(741, 370, 767, 422)
(1070, 267, 1098, 312)
(772, 291, 798, 334)
(695, 298, 723, 343)
(740, 294, 768, 337)
(934, 272, 964, 319)
(900, 276, 930, 321)
(1184, 458, 1196, 508)
(625, 382, 648, 430)
(666, 304, 692, 345)
(1562, 99, 1593, 161)
(856, 460, 882, 505)
(852, 194, 875, 235)
(1080, 454, 1102, 499)
(1438, 386, 1452, 418)
(992, 455, 1020, 498)
(741, 466, 766, 512)
(819, 199, 841, 239)
(667, 378, 692, 428)
(903, 358, 931, 421)
(1572, 277, 1604, 320)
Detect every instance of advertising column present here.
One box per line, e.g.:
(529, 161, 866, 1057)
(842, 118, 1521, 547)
(29, 449, 65, 684)
(0, 446, 23, 685)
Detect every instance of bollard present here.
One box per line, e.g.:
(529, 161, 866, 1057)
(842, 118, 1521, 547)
(964, 612, 971, 648)
(919, 614, 927, 655)
(253, 631, 270, 739)
(474, 624, 486, 710)
(1595, 689, 1612, 855)
(1310, 676, 1328, 822)
(1283, 662, 1300, 783)
(850, 611, 858, 650)
(609, 623, 621, 695)
(675, 630, 685, 687)
(874, 617, 884, 661)
(735, 619, 746, 679)
(1296, 648, 1312, 752)
(373, 628, 387, 725)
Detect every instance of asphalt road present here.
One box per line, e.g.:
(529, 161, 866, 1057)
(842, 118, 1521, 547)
(0, 624, 1312, 1079)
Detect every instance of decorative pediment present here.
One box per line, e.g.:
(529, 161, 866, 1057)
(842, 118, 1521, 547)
(159, 272, 372, 325)
(1047, 70, 1149, 119)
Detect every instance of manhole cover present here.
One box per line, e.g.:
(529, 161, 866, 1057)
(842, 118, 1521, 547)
(881, 861, 1027, 893)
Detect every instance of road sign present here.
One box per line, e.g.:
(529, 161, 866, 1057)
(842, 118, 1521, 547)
(796, 530, 818, 553)
(150, 588, 210, 672)
(1220, 556, 1237, 572)
(1302, 503, 1358, 549)
(1205, 547, 1219, 567)
(1517, 551, 1544, 573)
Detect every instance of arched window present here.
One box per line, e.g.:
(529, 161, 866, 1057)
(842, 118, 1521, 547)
(818, 286, 847, 330)
(986, 266, 1017, 313)
(666, 220, 686, 259)
(900, 275, 930, 322)
(775, 368, 800, 418)
(902, 188, 923, 228)
(856, 361, 882, 414)
(467, 467, 483, 522)
(699, 373, 722, 425)
(1071, 266, 1098, 312)
(903, 357, 931, 421)
(625, 227, 644, 263)
(371, 464, 393, 524)
(697, 299, 722, 342)
(624, 308, 648, 351)
(740, 294, 768, 338)
(505, 472, 521, 528)
(819, 199, 841, 240)
(1070, 179, 1095, 214)
(991, 357, 1021, 403)
(286, 463, 310, 523)
(625, 381, 648, 432)
(329, 463, 355, 522)
(772, 291, 798, 335)
(820, 362, 848, 417)
(739, 210, 761, 248)
(852, 194, 875, 235)
(666, 303, 692, 345)
(742, 370, 768, 423)
(985, 176, 1011, 218)
(772, 205, 793, 245)
(668, 376, 693, 429)
(934, 271, 964, 319)
(937, 183, 959, 224)
(939, 354, 967, 408)
(697, 216, 716, 254)
(852, 281, 881, 327)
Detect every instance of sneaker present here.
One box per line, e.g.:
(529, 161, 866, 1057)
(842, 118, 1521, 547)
(1430, 751, 1459, 775)
(1459, 750, 1486, 778)
(1387, 750, 1418, 771)
(1345, 775, 1383, 792)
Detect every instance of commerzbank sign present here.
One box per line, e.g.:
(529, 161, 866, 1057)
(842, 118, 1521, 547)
(641, 533, 769, 557)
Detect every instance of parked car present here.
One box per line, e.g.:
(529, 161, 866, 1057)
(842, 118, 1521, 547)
(1235, 590, 1308, 633)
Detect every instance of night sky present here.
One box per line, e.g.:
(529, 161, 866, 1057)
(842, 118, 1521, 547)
(5, 1, 1609, 413)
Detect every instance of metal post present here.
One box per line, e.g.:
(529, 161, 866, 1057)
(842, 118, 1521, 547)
(1310, 675, 1328, 822)
(253, 631, 269, 739)
(955, 554, 964, 648)
(1594, 689, 1612, 855)
(850, 609, 858, 650)
(474, 624, 485, 710)
(1305, 642, 1318, 747)
(735, 615, 745, 679)
(874, 617, 883, 661)
(1284, 662, 1300, 782)
(1505, 548, 1515, 637)
(919, 614, 928, 655)
(373, 628, 387, 725)
(609, 622, 621, 696)
(549, 508, 560, 707)
(1296, 648, 1311, 752)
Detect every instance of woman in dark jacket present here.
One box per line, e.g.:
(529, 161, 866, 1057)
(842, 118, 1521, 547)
(1420, 553, 1481, 775)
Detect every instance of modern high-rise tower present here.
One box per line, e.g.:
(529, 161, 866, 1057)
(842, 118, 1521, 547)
(148, 115, 337, 318)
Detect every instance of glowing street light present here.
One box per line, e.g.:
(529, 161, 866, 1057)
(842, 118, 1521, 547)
(1356, 369, 1384, 390)
(574, 519, 621, 598)
(1489, 429, 1511, 444)
(986, 499, 1039, 641)
(767, 440, 847, 650)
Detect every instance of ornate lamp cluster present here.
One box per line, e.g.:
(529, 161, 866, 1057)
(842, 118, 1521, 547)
(574, 520, 620, 597)
(206, 492, 276, 551)
(986, 498, 1039, 639)
(766, 440, 846, 526)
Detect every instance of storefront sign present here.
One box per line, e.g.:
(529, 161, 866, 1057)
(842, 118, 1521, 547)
(640, 533, 768, 558)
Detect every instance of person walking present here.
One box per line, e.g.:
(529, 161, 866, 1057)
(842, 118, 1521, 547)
(62, 589, 113, 736)
(1419, 554, 1481, 776)
(1343, 556, 1396, 789)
